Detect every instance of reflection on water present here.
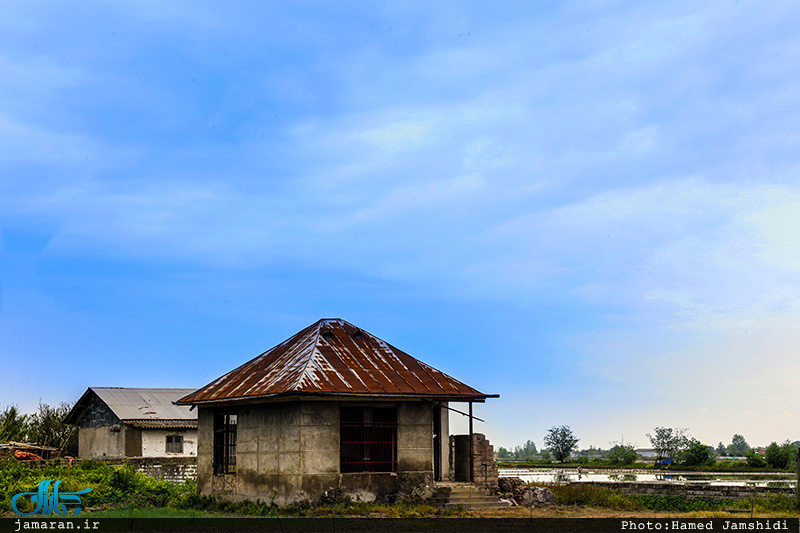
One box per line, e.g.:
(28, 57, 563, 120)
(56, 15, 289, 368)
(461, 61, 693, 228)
(499, 468, 796, 488)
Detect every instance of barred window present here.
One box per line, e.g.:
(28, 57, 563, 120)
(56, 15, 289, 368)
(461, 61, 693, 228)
(340, 407, 397, 473)
(166, 435, 183, 454)
(213, 413, 237, 474)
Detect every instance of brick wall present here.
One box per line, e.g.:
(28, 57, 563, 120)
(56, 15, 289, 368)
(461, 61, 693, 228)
(102, 456, 197, 484)
(449, 433, 499, 491)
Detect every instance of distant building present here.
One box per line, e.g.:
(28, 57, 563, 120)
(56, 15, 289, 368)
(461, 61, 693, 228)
(636, 448, 657, 458)
(65, 387, 197, 458)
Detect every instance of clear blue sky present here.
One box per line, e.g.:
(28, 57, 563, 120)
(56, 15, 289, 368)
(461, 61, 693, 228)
(2, 1, 800, 451)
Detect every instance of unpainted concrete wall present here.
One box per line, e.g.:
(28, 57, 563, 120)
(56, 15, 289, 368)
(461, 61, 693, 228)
(141, 429, 197, 457)
(78, 426, 127, 459)
(197, 400, 436, 505)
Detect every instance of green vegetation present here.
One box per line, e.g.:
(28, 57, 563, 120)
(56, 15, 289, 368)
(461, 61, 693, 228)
(2, 457, 798, 519)
(0, 402, 77, 456)
(0, 459, 468, 518)
(608, 444, 638, 465)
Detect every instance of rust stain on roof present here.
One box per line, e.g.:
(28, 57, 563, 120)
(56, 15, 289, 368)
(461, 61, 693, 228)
(177, 319, 493, 405)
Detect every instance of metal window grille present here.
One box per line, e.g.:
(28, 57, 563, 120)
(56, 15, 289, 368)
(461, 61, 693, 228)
(340, 407, 397, 473)
(213, 413, 237, 474)
(165, 435, 183, 454)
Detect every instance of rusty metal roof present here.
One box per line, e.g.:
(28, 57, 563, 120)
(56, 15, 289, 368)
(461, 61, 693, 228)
(177, 319, 494, 405)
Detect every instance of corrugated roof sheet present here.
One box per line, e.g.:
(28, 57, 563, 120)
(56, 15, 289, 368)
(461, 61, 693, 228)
(126, 419, 198, 429)
(66, 388, 198, 424)
(178, 318, 493, 405)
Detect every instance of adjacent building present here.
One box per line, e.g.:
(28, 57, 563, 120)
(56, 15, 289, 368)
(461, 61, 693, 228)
(65, 387, 198, 458)
(177, 318, 496, 504)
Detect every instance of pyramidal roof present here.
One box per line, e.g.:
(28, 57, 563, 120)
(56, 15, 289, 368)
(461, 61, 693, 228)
(177, 319, 492, 405)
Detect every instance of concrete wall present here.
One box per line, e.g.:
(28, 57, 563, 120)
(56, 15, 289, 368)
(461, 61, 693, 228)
(197, 399, 437, 505)
(141, 429, 198, 457)
(78, 426, 127, 459)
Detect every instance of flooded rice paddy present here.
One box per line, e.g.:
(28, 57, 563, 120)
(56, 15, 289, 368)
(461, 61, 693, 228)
(499, 468, 797, 488)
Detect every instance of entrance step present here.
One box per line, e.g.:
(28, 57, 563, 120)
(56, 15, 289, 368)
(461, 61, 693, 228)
(429, 483, 512, 510)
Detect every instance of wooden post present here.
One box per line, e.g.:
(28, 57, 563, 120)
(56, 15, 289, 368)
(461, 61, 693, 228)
(469, 401, 474, 484)
(796, 448, 799, 505)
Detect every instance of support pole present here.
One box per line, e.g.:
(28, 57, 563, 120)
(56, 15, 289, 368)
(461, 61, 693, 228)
(469, 401, 474, 484)
(796, 448, 799, 505)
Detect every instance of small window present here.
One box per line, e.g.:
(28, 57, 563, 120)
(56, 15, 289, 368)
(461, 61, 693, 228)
(213, 413, 237, 474)
(340, 407, 397, 473)
(166, 435, 184, 454)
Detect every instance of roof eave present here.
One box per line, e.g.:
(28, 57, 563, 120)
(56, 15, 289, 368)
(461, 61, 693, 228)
(177, 391, 498, 407)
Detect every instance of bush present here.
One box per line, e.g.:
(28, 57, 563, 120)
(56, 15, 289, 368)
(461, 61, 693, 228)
(745, 450, 766, 468)
(608, 445, 638, 465)
(679, 439, 715, 466)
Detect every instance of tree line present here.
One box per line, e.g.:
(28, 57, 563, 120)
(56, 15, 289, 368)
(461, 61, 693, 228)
(0, 402, 78, 456)
(498, 425, 800, 469)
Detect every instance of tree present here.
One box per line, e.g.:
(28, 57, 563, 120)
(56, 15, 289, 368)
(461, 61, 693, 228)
(608, 444, 638, 465)
(744, 449, 766, 468)
(0, 405, 28, 442)
(679, 438, 715, 466)
(646, 427, 688, 462)
(727, 434, 750, 456)
(519, 440, 538, 460)
(764, 441, 797, 470)
(539, 449, 551, 462)
(497, 447, 510, 459)
(715, 442, 727, 456)
(26, 402, 78, 456)
(544, 425, 579, 463)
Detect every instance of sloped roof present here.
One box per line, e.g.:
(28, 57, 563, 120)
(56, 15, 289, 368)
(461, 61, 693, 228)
(177, 319, 494, 405)
(65, 387, 197, 425)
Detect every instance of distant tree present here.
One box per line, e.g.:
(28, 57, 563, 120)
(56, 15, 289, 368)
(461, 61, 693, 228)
(646, 427, 688, 462)
(497, 447, 510, 459)
(544, 425, 579, 463)
(764, 441, 797, 470)
(679, 438, 715, 466)
(744, 449, 766, 468)
(26, 402, 77, 456)
(608, 444, 638, 465)
(540, 449, 551, 462)
(715, 442, 727, 456)
(726, 434, 750, 456)
(0, 405, 28, 442)
(519, 440, 538, 460)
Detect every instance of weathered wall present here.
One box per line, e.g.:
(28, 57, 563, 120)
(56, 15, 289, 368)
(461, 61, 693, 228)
(439, 403, 449, 479)
(78, 426, 126, 458)
(140, 429, 198, 457)
(582, 481, 794, 501)
(197, 400, 435, 505)
(102, 456, 197, 483)
(77, 395, 126, 459)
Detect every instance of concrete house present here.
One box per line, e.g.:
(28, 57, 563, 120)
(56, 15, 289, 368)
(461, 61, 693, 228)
(65, 387, 198, 459)
(177, 318, 496, 504)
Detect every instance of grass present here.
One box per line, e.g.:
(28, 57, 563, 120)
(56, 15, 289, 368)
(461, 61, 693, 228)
(3, 457, 799, 519)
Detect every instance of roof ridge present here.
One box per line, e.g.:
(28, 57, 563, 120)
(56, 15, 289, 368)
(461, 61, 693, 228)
(290, 319, 325, 391)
